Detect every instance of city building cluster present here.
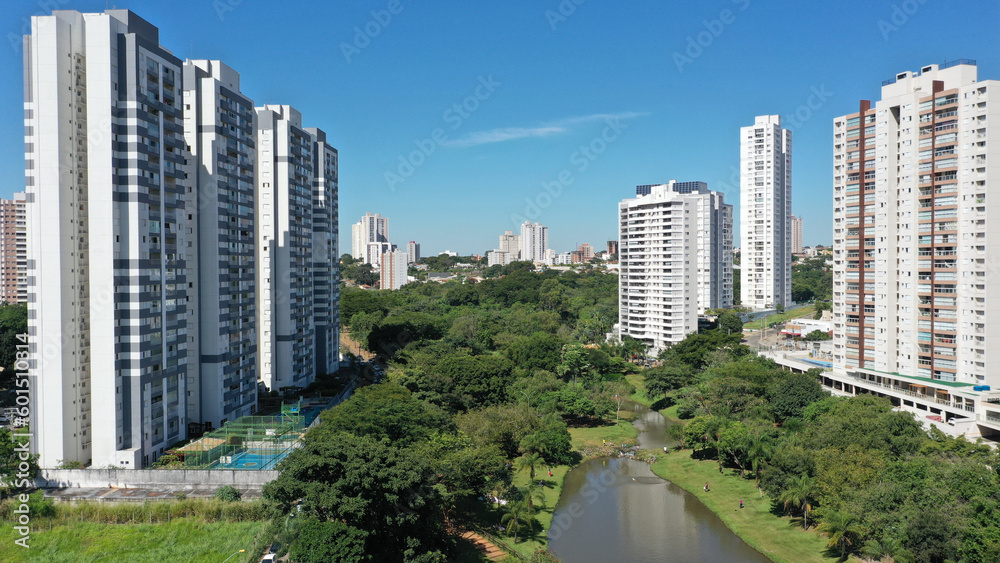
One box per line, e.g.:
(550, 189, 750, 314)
(23, 10, 339, 469)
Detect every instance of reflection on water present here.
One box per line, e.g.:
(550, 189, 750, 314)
(548, 403, 770, 563)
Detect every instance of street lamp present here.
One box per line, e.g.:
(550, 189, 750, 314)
(222, 549, 246, 563)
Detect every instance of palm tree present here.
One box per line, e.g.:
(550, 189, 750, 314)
(817, 510, 864, 561)
(515, 452, 543, 483)
(500, 499, 535, 543)
(519, 433, 547, 458)
(522, 480, 547, 511)
(779, 475, 818, 529)
(745, 433, 775, 493)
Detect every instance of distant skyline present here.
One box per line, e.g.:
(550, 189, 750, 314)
(2, 1, 999, 254)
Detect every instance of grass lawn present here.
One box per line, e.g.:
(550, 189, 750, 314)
(474, 465, 570, 560)
(650, 450, 859, 563)
(753, 304, 816, 327)
(0, 519, 268, 563)
(568, 421, 639, 451)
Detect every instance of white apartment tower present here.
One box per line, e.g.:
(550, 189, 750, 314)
(25, 10, 193, 468)
(791, 215, 804, 254)
(520, 221, 548, 262)
(619, 181, 733, 354)
(307, 127, 340, 377)
(499, 230, 520, 259)
(741, 115, 792, 310)
(255, 105, 317, 392)
(351, 212, 389, 263)
(824, 60, 1000, 436)
(183, 60, 257, 430)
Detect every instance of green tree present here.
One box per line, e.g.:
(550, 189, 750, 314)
(780, 474, 819, 529)
(501, 499, 535, 543)
(643, 364, 694, 400)
(717, 311, 743, 335)
(555, 344, 590, 386)
(316, 383, 454, 446)
(818, 510, 864, 560)
(515, 452, 543, 483)
(212, 485, 241, 502)
(0, 303, 27, 393)
(767, 372, 827, 422)
(0, 427, 37, 497)
(802, 329, 831, 341)
(264, 431, 445, 560)
(290, 517, 369, 563)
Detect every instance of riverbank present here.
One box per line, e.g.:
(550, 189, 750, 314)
(649, 451, 850, 563)
(626, 372, 853, 562)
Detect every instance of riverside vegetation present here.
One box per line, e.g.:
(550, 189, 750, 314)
(637, 322, 1000, 563)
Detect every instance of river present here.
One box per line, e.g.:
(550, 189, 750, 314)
(547, 401, 770, 562)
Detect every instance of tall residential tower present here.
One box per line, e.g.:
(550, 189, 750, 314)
(619, 181, 733, 354)
(740, 115, 792, 310)
(824, 60, 1000, 436)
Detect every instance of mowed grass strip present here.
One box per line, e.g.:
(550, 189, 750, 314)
(651, 450, 859, 563)
(0, 519, 266, 563)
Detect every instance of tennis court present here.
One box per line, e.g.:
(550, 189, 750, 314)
(217, 449, 290, 470)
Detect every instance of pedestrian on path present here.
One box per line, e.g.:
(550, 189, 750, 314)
(740, 499, 744, 509)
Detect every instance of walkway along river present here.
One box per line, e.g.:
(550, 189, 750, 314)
(547, 401, 771, 563)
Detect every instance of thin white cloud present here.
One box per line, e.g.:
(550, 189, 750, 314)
(443, 111, 648, 148)
(442, 126, 566, 148)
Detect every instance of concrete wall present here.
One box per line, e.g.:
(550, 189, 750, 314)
(36, 469, 280, 489)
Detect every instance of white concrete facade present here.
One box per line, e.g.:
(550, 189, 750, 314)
(519, 221, 548, 263)
(499, 230, 520, 259)
(487, 249, 512, 267)
(256, 105, 317, 392)
(26, 10, 193, 468)
(827, 61, 1000, 438)
(741, 115, 792, 310)
(619, 181, 733, 354)
(406, 241, 420, 264)
(351, 212, 388, 263)
(183, 59, 258, 430)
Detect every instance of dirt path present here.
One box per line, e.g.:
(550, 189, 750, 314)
(340, 331, 373, 361)
(459, 530, 507, 561)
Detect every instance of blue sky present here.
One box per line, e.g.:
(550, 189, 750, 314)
(2, 0, 998, 255)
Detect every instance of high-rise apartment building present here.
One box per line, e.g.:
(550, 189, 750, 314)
(380, 250, 408, 290)
(26, 10, 193, 468)
(0, 192, 27, 303)
(824, 60, 1000, 433)
(740, 115, 792, 310)
(183, 60, 257, 430)
(607, 240, 619, 256)
(791, 215, 804, 254)
(406, 241, 420, 264)
(351, 212, 388, 263)
(256, 105, 328, 392)
(619, 181, 733, 354)
(488, 250, 513, 266)
(519, 221, 548, 262)
(307, 128, 340, 378)
(499, 230, 520, 259)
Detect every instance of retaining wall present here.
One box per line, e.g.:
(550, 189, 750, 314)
(36, 469, 280, 489)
